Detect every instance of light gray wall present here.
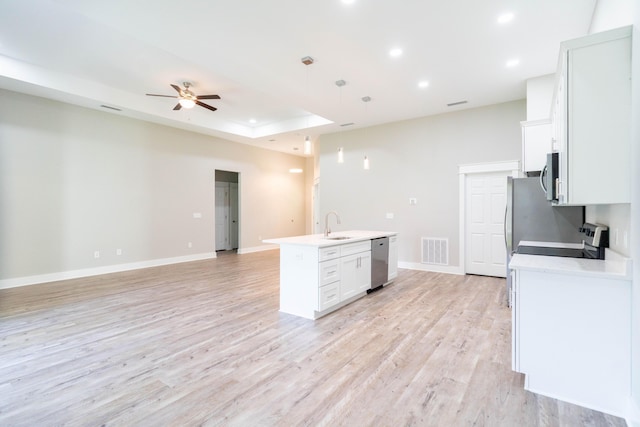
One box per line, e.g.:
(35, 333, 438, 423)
(317, 100, 525, 268)
(0, 89, 306, 281)
(526, 74, 555, 121)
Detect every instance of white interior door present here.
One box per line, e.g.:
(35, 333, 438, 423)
(465, 172, 508, 277)
(215, 182, 230, 251)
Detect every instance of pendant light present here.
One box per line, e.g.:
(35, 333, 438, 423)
(304, 136, 311, 155)
(336, 79, 346, 163)
(362, 96, 371, 170)
(302, 56, 314, 155)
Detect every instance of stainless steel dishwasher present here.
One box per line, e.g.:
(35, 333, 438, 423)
(369, 237, 389, 293)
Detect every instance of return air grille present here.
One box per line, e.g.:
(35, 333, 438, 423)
(421, 237, 449, 265)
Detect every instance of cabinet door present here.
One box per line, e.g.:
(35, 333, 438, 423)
(566, 34, 631, 204)
(340, 252, 371, 301)
(355, 251, 371, 293)
(511, 269, 520, 373)
(388, 236, 398, 280)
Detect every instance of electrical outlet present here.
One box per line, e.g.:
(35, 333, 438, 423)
(94, 251, 100, 259)
(116, 248, 122, 256)
(193, 212, 202, 219)
(409, 198, 417, 205)
(386, 213, 394, 219)
(188, 242, 193, 248)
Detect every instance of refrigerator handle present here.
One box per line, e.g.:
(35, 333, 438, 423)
(503, 206, 508, 249)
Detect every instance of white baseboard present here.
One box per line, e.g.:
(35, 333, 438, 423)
(238, 244, 278, 254)
(398, 261, 464, 275)
(0, 252, 217, 290)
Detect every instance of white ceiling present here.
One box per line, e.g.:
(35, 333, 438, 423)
(0, 0, 596, 156)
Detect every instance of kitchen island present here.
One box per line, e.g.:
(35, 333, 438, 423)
(264, 230, 398, 319)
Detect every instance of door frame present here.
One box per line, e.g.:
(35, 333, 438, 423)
(458, 161, 520, 275)
(214, 170, 240, 252)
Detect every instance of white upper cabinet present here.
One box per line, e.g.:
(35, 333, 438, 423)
(551, 26, 632, 205)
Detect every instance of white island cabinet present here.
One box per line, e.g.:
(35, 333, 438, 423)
(509, 251, 632, 417)
(264, 231, 397, 320)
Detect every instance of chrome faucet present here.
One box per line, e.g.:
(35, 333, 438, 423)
(324, 211, 341, 237)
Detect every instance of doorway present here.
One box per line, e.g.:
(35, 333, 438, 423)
(464, 171, 508, 277)
(215, 170, 239, 252)
(459, 161, 519, 278)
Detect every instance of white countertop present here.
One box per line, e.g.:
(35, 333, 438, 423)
(509, 248, 632, 280)
(263, 230, 397, 247)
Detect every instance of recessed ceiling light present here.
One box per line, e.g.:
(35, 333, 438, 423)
(389, 48, 403, 58)
(497, 12, 514, 24)
(249, 119, 257, 124)
(506, 58, 520, 68)
(289, 168, 303, 174)
(341, 0, 356, 4)
(418, 81, 430, 89)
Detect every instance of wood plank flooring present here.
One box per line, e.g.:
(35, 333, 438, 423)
(0, 250, 627, 426)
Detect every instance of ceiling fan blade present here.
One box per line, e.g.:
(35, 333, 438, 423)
(170, 84, 182, 94)
(196, 100, 217, 112)
(197, 94, 221, 100)
(173, 103, 182, 110)
(146, 94, 177, 98)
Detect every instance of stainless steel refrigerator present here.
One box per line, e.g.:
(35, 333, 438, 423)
(505, 176, 584, 305)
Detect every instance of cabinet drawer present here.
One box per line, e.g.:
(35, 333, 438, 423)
(319, 259, 341, 287)
(319, 246, 341, 261)
(340, 240, 371, 256)
(318, 281, 340, 311)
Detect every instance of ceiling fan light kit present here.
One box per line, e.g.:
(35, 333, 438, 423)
(147, 81, 220, 112)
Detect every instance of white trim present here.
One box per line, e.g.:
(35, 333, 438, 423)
(237, 244, 278, 254)
(0, 252, 216, 290)
(458, 160, 520, 275)
(398, 261, 464, 276)
(458, 160, 520, 175)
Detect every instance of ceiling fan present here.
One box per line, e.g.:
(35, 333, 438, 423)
(146, 82, 221, 111)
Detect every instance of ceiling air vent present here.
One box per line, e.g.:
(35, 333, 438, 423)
(447, 100, 468, 107)
(100, 105, 122, 111)
(340, 123, 354, 127)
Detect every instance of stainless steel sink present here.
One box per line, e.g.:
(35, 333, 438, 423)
(324, 236, 352, 240)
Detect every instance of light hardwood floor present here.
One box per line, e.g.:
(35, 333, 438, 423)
(0, 250, 627, 426)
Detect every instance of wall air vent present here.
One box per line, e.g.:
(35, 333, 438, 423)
(100, 105, 122, 111)
(447, 100, 468, 107)
(421, 237, 449, 265)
